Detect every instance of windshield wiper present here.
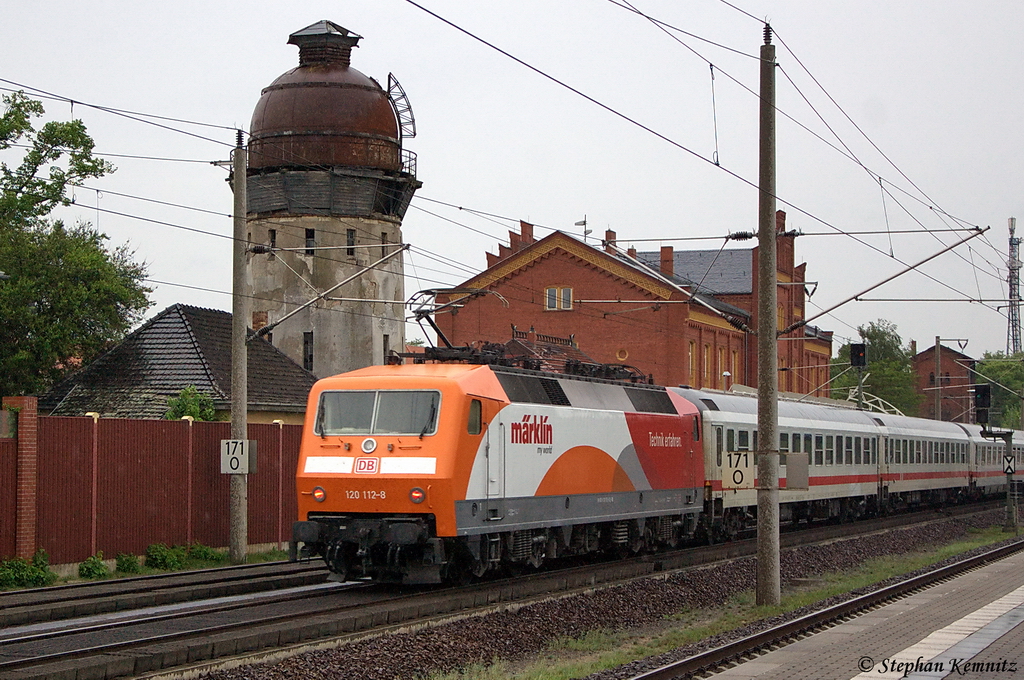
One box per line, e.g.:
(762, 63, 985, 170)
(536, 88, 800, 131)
(316, 405, 326, 439)
(420, 399, 437, 440)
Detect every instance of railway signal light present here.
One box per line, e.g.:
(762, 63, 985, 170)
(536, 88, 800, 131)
(974, 383, 991, 424)
(850, 343, 867, 367)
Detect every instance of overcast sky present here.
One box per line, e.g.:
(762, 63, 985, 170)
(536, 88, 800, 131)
(2, 1, 1022, 359)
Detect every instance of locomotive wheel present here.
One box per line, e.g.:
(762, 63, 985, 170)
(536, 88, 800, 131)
(325, 542, 350, 582)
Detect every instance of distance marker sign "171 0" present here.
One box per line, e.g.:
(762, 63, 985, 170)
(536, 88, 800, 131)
(722, 451, 755, 489)
(221, 439, 257, 475)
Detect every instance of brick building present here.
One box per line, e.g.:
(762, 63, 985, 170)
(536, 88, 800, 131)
(912, 342, 976, 422)
(434, 211, 832, 393)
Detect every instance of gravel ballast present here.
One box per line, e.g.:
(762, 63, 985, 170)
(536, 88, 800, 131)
(201, 511, 1015, 680)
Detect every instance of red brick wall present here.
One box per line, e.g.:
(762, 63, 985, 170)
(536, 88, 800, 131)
(3, 397, 38, 559)
(913, 347, 974, 421)
(438, 247, 747, 387)
(438, 219, 830, 394)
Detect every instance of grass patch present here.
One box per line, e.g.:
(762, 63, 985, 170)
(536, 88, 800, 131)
(435, 525, 1015, 680)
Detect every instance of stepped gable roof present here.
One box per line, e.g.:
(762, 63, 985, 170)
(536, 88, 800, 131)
(459, 230, 750, 319)
(40, 304, 316, 419)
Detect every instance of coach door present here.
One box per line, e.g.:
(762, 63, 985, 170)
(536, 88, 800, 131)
(484, 419, 506, 521)
(877, 436, 889, 509)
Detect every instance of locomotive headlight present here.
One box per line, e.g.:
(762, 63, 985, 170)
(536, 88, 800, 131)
(312, 486, 326, 502)
(409, 487, 426, 504)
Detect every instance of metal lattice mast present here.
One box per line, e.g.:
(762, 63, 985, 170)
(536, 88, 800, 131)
(1008, 217, 1021, 355)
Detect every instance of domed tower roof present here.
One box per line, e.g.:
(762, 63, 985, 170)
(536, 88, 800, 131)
(248, 20, 402, 172)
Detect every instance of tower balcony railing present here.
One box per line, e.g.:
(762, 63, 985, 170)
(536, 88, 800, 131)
(401, 149, 417, 177)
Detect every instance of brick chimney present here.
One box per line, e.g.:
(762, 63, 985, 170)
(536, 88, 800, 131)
(627, 246, 637, 259)
(776, 209, 787, 233)
(604, 229, 616, 255)
(660, 246, 674, 277)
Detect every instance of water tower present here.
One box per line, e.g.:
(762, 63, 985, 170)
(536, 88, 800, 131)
(247, 20, 420, 376)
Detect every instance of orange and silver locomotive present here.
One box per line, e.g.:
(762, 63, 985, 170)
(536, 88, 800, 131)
(291, 363, 705, 583)
(291, 363, 1020, 584)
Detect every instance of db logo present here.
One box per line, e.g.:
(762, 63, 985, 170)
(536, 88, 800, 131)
(354, 457, 379, 474)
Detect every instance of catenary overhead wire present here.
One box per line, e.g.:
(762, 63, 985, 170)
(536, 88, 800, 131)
(0, 79, 235, 148)
(609, 3, 1001, 276)
(400, 1, 1001, 317)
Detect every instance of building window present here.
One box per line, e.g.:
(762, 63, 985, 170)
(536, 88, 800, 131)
(689, 341, 696, 384)
(268, 229, 277, 260)
(305, 229, 315, 256)
(347, 229, 356, 256)
(703, 344, 710, 386)
(383, 334, 390, 364)
(545, 287, 573, 310)
(303, 331, 314, 372)
(381, 231, 389, 259)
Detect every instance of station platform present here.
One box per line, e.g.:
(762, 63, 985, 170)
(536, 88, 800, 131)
(712, 544, 1024, 679)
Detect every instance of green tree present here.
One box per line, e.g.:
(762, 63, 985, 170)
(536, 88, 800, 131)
(831, 319, 921, 415)
(974, 351, 1024, 429)
(0, 92, 151, 395)
(164, 385, 217, 421)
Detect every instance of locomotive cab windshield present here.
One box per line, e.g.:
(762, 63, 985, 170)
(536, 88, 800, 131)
(315, 389, 441, 436)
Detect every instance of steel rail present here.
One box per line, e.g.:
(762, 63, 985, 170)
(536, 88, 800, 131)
(631, 538, 1024, 680)
(0, 502, 1007, 678)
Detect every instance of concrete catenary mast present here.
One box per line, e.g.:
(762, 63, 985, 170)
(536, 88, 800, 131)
(246, 21, 421, 377)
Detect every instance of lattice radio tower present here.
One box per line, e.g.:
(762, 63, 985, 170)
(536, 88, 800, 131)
(1008, 217, 1021, 354)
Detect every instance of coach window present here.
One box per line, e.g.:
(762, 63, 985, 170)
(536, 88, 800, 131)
(825, 435, 834, 465)
(845, 437, 854, 465)
(738, 430, 750, 451)
(904, 440, 910, 465)
(805, 434, 813, 464)
(468, 399, 482, 435)
(927, 441, 933, 464)
(727, 428, 735, 453)
(854, 437, 862, 465)
(779, 432, 789, 467)
(814, 435, 824, 466)
(716, 427, 723, 467)
(871, 439, 878, 464)
(916, 440, 922, 464)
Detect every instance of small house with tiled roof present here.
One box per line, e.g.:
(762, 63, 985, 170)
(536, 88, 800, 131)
(39, 304, 317, 422)
(434, 213, 832, 394)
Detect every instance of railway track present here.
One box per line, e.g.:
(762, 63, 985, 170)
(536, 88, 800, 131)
(628, 536, 1024, 680)
(0, 503, 1005, 680)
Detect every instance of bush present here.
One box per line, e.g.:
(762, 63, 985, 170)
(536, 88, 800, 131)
(0, 550, 58, 589)
(115, 552, 142, 574)
(78, 552, 109, 579)
(145, 543, 187, 570)
(187, 543, 226, 563)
